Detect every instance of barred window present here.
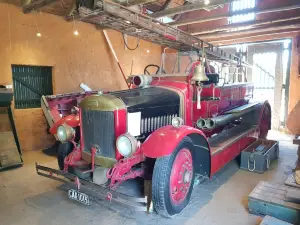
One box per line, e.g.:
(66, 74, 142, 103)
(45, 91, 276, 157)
(12, 65, 53, 109)
(228, 0, 256, 24)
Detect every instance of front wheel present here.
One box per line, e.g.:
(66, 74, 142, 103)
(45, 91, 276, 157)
(57, 142, 73, 170)
(152, 137, 195, 217)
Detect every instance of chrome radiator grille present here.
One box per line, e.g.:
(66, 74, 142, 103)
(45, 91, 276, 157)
(140, 114, 177, 134)
(81, 109, 115, 158)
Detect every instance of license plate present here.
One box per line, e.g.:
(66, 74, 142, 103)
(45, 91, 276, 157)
(68, 189, 90, 205)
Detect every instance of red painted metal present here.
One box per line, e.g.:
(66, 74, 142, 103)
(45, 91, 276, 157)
(81, 147, 97, 174)
(107, 151, 145, 190)
(75, 177, 81, 190)
(63, 141, 89, 172)
(44, 91, 99, 130)
(141, 125, 208, 158)
(106, 192, 112, 201)
(164, 34, 176, 41)
(210, 133, 257, 176)
(170, 148, 193, 205)
(114, 109, 127, 160)
(49, 114, 80, 135)
(151, 66, 254, 133)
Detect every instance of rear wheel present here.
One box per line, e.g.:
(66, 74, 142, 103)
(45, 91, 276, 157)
(259, 105, 271, 139)
(152, 137, 195, 217)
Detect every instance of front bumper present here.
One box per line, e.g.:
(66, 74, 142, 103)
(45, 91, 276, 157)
(35, 163, 146, 211)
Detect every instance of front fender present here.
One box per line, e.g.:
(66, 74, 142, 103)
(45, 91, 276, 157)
(49, 114, 79, 135)
(141, 125, 209, 158)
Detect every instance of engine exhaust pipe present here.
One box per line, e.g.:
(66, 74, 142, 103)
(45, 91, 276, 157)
(199, 102, 259, 130)
(206, 114, 242, 129)
(197, 118, 207, 129)
(205, 119, 215, 129)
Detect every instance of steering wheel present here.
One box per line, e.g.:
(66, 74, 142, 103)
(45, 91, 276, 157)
(144, 64, 165, 75)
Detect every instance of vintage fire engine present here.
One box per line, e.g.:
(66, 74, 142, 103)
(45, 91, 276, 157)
(35, 0, 271, 218)
(37, 53, 271, 217)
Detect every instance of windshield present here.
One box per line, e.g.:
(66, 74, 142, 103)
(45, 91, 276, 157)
(159, 52, 201, 75)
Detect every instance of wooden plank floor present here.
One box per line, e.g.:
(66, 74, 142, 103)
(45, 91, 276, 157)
(0, 131, 22, 168)
(285, 174, 300, 189)
(248, 181, 300, 224)
(260, 216, 292, 225)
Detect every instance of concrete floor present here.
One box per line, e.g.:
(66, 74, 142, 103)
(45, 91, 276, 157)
(0, 131, 297, 225)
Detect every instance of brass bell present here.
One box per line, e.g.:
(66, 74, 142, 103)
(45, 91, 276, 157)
(191, 64, 209, 82)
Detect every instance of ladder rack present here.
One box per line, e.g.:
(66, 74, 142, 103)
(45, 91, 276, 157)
(78, 0, 250, 67)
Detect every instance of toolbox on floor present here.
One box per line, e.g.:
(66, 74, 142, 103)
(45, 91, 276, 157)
(240, 139, 279, 173)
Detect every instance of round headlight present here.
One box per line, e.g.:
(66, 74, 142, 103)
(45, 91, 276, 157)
(171, 117, 184, 128)
(57, 124, 75, 143)
(116, 133, 138, 157)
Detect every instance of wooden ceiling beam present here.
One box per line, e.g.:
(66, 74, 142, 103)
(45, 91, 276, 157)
(197, 23, 300, 39)
(117, 0, 157, 6)
(169, 3, 300, 27)
(149, 0, 235, 18)
(208, 29, 300, 44)
(190, 16, 300, 35)
(23, 0, 58, 13)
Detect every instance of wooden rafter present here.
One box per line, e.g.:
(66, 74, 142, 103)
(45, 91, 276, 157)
(169, 3, 300, 27)
(197, 23, 300, 39)
(208, 29, 300, 44)
(149, 0, 235, 18)
(115, 0, 157, 6)
(23, 0, 58, 13)
(189, 16, 300, 35)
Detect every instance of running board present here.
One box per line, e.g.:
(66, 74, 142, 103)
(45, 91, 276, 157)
(208, 125, 257, 155)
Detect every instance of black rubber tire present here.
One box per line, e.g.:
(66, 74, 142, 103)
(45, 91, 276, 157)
(57, 142, 73, 170)
(152, 137, 195, 218)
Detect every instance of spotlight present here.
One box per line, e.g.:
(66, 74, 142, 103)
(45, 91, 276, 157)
(74, 30, 79, 36)
(125, 21, 131, 24)
(36, 32, 42, 37)
(204, 0, 210, 5)
(146, 50, 150, 53)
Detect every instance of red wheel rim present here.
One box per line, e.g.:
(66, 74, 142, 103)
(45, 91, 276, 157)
(260, 106, 270, 138)
(169, 148, 193, 205)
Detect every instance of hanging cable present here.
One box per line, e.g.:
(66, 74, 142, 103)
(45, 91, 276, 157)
(122, 34, 140, 51)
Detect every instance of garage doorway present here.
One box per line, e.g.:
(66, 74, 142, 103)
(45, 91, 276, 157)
(221, 39, 291, 131)
(248, 40, 291, 130)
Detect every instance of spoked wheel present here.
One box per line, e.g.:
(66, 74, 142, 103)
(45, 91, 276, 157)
(152, 137, 195, 217)
(259, 104, 271, 139)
